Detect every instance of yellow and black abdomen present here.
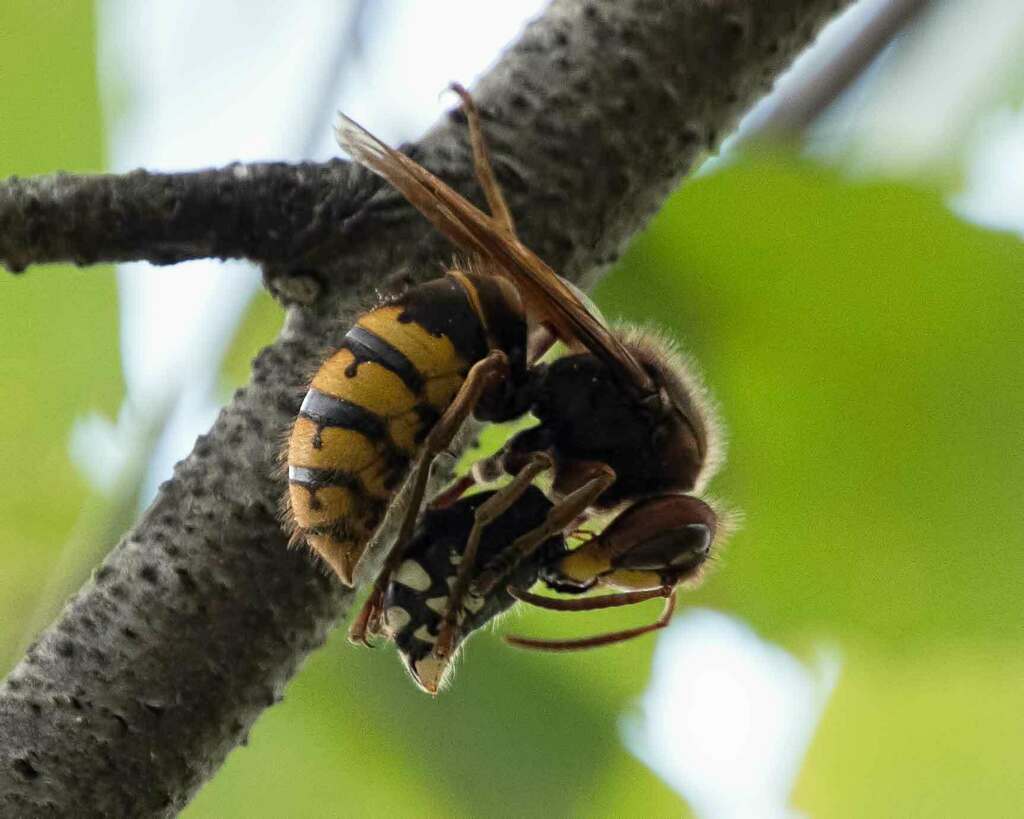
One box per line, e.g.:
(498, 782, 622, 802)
(287, 275, 493, 585)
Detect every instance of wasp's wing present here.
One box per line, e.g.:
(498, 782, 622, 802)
(336, 114, 655, 396)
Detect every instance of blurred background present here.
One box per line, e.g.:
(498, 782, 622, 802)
(1, 1, 1022, 816)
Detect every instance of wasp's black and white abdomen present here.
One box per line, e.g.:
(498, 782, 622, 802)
(382, 486, 564, 693)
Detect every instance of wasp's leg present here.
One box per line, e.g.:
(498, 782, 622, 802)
(449, 82, 516, 238)
(505, 590, 677, 651)
(428, 430, 527, 510)
(427, 474, 478, 510)
(429, 452, 554, 656)
(348, 349, 510, 646)
(433, 463, 615, 659)
(471, 463, 616, 600)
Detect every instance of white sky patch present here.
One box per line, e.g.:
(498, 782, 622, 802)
(622, 610, 841, 819)
(69, 411, 129, 495)
(840, 0, 1024, 175)
(97, 0, 363, 404)
(88, 0, 545, 503)
(94, 0, 360, 501)
(954, 105, 1024, 236)
(312, 0, 549, 156)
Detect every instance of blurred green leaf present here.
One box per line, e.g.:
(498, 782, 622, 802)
(187, 617, 682, 817)
(218, 289, 285, 393)
(0, 2, 122, 665)
(0, 4, 107, 176)
(795, 642, 1024, 817)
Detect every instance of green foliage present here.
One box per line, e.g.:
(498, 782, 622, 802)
(218, 290, 284, 395)
(0, 2, 123, 661)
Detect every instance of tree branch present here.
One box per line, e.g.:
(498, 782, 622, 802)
(0, 1, 854, 815)
(0, 160, 363, 273)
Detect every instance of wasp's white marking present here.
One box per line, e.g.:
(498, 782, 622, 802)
(413, 655, 450, 694)
(395, 559, 431, 591)
(413, 625, 438, 644)
(425, 596, 448, 614)
(384, 606, 411, 633)
(463, 594, 485, 614)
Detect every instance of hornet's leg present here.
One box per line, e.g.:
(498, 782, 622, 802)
(470, 463, 616, 600)
(450, 82, 516, 239)
(429, 430, 534, 510)
(526, 322, 558, 366)
(348, 349, 509, 646)
(433, 463, 615, 659)
(427, 473, 478, 510)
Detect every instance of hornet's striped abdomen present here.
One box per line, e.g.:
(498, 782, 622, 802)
(287, 274, 509, 585)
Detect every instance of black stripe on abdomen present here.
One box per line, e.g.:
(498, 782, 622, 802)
(289, 457, 408, 491)
(393, 276, 489, 364)
(299, 388, 386, 440)
(343, 325, 424, 394)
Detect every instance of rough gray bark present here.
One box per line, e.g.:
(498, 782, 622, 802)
(0, 0, 852, 815)
(0, 160, 363, 274)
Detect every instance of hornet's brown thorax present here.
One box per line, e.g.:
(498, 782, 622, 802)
(499, 332, 711, 507)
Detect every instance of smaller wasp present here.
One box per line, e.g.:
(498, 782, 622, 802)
(383, 482, 718, 694)
(381, 485, 560, 693)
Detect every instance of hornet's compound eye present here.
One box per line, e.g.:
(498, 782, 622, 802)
(612, 524, 712, 572)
